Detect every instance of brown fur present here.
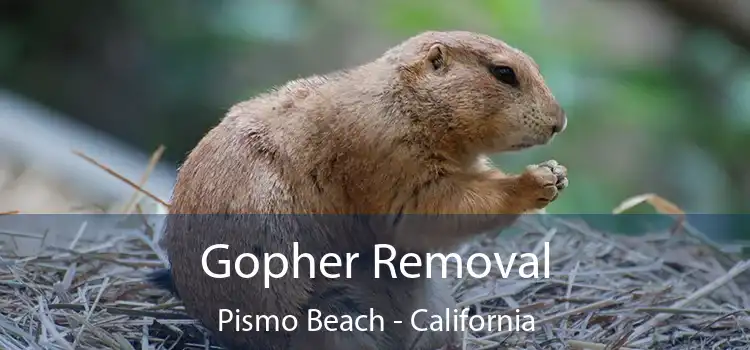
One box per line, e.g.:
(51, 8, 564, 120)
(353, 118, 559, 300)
(160, 30, 568, 349)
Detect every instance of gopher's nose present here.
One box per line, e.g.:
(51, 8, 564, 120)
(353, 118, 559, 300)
(552, 109, 567, 134)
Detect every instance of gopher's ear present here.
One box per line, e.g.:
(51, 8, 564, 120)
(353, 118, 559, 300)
(424, 43, 447, 71)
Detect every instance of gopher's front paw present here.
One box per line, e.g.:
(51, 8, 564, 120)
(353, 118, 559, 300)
(518, 160, 568, 209)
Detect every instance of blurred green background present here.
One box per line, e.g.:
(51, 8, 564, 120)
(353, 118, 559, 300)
(1, 0, 749, 218)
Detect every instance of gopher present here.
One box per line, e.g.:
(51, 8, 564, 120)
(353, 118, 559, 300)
(152, 30, 568, 350)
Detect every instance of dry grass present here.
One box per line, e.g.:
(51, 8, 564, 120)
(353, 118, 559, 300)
(0, 212, 749, 350)
(1, 150, 749, 349)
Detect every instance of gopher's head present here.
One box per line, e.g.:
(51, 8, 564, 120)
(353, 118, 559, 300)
(383, 31, 566, 154)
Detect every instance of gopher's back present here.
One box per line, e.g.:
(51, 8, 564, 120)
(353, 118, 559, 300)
(161, 74, 406, 349)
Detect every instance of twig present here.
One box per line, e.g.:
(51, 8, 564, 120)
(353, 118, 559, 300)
(121, 145, 166, 214)
(567, 339, 641, 350)
(47, 303, 192, 320)
(72, 150, 170, 207)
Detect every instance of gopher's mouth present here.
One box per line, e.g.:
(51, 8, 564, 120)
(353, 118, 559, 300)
(509, 143, 534, 150)
(509, 134, 556, 150)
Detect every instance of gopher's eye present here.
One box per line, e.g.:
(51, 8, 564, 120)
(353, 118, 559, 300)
(490, 65, 519, 87)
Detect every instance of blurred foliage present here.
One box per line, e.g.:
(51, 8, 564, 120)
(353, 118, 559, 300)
(1, 0, 749, 240)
